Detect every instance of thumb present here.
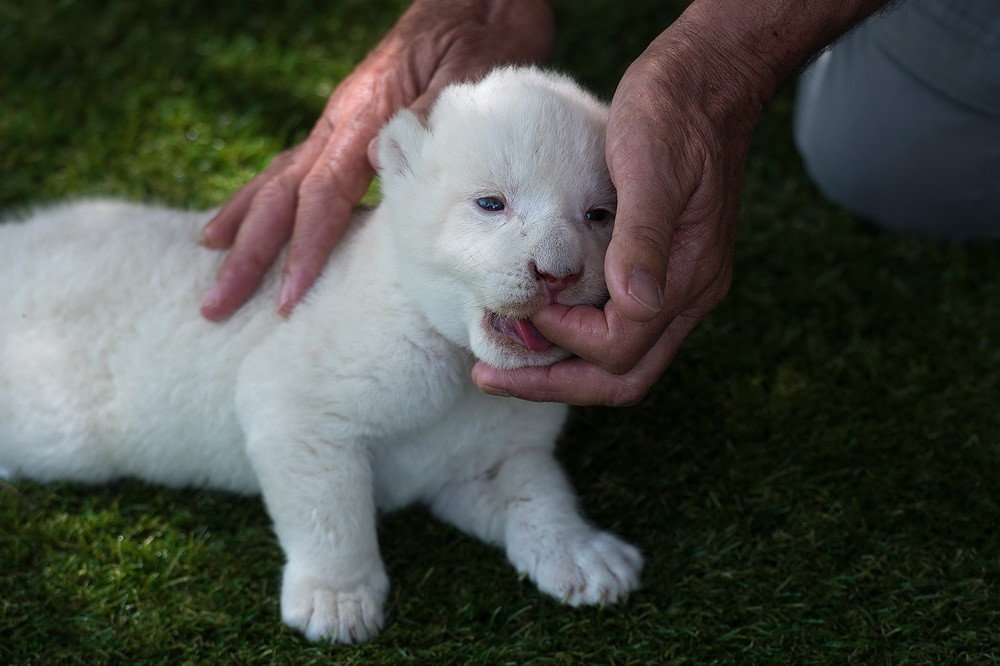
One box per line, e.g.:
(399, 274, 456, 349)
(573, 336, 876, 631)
(604, 139, 686, 323)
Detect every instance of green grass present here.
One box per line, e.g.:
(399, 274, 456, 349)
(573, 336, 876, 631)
(2, 0, 999, 663)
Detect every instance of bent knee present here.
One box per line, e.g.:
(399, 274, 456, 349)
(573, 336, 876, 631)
(793, 17, 1000, 239)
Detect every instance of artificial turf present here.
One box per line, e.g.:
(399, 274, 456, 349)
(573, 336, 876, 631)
(2, 0, 998, 662)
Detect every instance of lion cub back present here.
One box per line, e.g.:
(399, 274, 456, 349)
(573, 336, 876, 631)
(0, 200, 267, 488)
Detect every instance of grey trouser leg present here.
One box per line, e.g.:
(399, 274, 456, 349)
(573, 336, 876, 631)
(793, 6, 1000, 239)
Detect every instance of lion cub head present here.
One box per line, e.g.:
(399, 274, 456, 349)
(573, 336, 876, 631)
(375, 67, 615, 370)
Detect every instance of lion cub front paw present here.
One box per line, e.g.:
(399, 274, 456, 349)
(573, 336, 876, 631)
(280, 565, 389, 643)
(509, 528, 643, 607)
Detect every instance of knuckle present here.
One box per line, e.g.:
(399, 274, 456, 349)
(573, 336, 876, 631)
(623, 222, 672, 264)
(609, 381, 648, 407)
(297, 172, 356, 222)
(299, 163, 346, 200)
(271, 169, 303, 197)
(710, 276, 732, 306)
(296, 175, 325, 204)
(300, 162, 334, 190)
(249, 172, 299, 214)
(230, 249, 273, 279)
(599, 315, 659, 376)
(271, 146, 299, 169)
(699, 266, 733, 312)
(603, 351, 639, 376)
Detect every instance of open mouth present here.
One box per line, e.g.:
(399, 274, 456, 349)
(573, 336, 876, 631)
(484, 311, 553, 352)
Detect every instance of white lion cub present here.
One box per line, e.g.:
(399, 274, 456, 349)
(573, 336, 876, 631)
(0, 67, 641, 643)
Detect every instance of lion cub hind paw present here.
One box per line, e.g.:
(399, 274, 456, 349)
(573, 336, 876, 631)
(281, 570, 389, 643)
(513, 530, 643, 607)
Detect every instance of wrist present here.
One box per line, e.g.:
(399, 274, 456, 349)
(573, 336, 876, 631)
(642, 0, 892, 119)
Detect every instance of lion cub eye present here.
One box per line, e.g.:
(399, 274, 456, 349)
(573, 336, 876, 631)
(585, 208, 611, 223)
(476, 197, 505, 212)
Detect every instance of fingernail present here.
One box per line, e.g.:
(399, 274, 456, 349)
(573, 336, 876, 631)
(278, 274, 297, 317)
(201, 285, 220, 313)
(480, 383, 512, 398)
(627, 269, 663, 313)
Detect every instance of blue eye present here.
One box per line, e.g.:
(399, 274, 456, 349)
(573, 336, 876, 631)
(585, 208, 610, 223)
(476, 197, 505, 212)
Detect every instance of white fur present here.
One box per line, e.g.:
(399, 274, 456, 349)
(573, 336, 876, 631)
(0, 67, 641, 643)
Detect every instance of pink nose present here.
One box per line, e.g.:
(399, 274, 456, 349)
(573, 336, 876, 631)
(532, 262, 580, 300)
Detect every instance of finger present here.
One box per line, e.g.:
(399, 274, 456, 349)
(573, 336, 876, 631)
(473, 312, 699, 406)
(200, 176, 299, 321)
(603, 151, 688, 324)
(277, 120, 380, 316)
(278, 174, 365, 316)
(531, 302, 668, 375)
(201, 136, 332, 320)
(473, 358, 636, 406)
(200, 146, 302, 249)
(602, 84, 697, 324)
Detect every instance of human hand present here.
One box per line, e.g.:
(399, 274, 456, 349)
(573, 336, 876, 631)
(200, 0, 554, 320)
(472, 23, 763, 406)
(472, 0, 892, 406)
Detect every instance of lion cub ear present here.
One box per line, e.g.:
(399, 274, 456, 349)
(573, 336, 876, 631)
(374, 110, 428, 177)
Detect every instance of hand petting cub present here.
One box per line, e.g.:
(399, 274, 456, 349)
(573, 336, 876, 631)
(0, 67, 641, 643)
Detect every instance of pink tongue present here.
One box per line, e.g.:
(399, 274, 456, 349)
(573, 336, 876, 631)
(496, 316, 552, 351)
(513, 318, 552, 351)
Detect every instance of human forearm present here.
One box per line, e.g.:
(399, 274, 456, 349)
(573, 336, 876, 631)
(657, 0, 895, 107)
(695, 0, 894, 84)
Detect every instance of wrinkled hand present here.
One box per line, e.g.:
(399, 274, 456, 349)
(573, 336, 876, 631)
(200, 0, 554, 320)
(472, 0, 887, 406)
(473, 27, 768, 406)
